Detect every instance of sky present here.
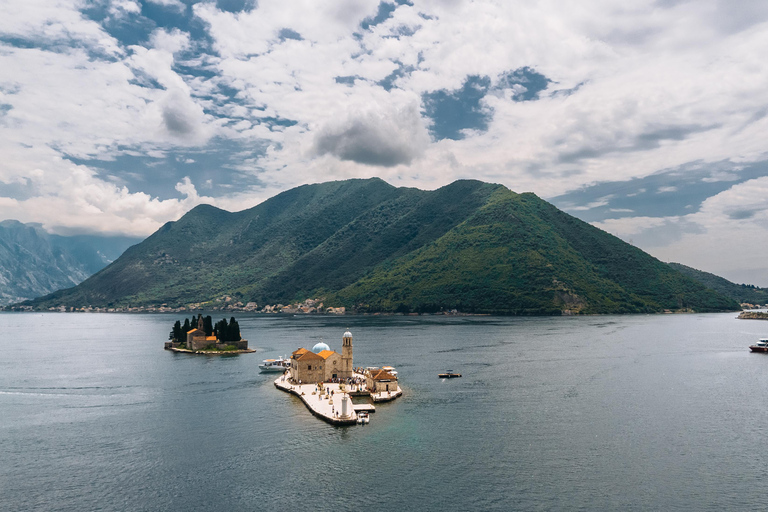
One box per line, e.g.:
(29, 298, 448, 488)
(2, 0, 768, 285)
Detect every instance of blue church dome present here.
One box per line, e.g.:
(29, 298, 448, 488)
(312, 341, 330, 353)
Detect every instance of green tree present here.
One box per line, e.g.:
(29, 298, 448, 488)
(227, 316, 241, 341)
(169, 320, 182, 341)
(203, 315, 213, 336)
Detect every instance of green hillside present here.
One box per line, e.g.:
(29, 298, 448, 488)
(329, 188, 737, 314)
(24, 178, 739, 314)
(668, 262, 768, 304)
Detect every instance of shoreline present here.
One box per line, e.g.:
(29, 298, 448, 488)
(165, 346, 255, 355)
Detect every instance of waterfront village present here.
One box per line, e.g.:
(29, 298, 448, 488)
(273, 329, 402, 426)
(21, 296, 462, 315)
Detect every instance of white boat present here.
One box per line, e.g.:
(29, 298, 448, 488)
(357, 411, 369, 424)
(259, 356, 291, 372)
(381, 365, 398, 376)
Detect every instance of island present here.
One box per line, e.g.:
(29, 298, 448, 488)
(274, 330, 402, 426)
(164, 314, 253, 354)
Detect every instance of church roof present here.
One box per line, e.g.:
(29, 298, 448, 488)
(296, 350, 323, 361)
(312, 341, 330, 353)
(187, 328, 204, 336)
(293, 348, 309, 356)
(317, 350, 337, 359)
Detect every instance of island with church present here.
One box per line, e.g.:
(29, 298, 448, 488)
(274, 329, 402, 425)
(164, 314, 254, 354)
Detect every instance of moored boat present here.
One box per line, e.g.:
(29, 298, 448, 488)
(357, 411, 369, 424)
(749, 339, 768, 352)
(259, 356, 291, 371)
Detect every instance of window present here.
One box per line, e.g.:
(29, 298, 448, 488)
(307, 365, 311, 370)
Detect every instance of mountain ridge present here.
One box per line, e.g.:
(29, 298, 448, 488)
(21, 178, 739, 314)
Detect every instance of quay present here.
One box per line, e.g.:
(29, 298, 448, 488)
(274, 371, 360, 426)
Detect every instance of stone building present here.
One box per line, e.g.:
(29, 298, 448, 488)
(366, 368, 398, 393)
(186, 316, 217, 350)
(291, 331, 354, 383)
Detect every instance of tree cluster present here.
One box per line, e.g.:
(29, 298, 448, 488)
(168, 314, 214, 342)
(214, 316, 241, 342)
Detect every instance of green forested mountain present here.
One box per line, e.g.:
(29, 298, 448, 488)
(668, 262, 768, 304)
(24, 178, 739, 314)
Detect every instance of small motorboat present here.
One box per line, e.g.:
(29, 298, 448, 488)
(259, 356, 291, 371)
(438, 371, 461, 378)
(749, 339, 768, 352)
(357, 411, 370, 424)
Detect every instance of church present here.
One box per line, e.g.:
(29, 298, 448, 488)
(290, 330, 353, 383)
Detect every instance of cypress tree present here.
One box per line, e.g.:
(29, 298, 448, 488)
(169, 320, 182, 341)
(203, 315, 213, 336)
(215, 318, 228, 341)
(182, 318, 191, 336)
(228, 317, 241, 341)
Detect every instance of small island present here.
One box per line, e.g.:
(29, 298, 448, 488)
(164, 314, 253, 354)
(274, 330, 402, 426)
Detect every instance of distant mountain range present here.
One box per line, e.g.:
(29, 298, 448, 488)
(20, 178, 740, 314)
(0, 220, 140, 305)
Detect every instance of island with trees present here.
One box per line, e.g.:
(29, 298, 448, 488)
(164, 314, 253, 353)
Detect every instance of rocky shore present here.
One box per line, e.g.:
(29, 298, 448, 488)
(737, 311, 768, 320)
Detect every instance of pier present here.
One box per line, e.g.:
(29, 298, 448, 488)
(274, 372, 360, 426)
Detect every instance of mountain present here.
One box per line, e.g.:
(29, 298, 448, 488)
(668, 262, 768, 305)
(22, 178, 739, 314)
(0, 220, 140, 305)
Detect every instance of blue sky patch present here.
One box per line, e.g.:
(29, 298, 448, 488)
(66, 138, 270, 201)
(549, 160, 768, 222)
(496, 66, 551, 101)
(422, 75, 492, 141)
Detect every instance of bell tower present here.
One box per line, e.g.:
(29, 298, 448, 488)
(341, 329, 353, 379)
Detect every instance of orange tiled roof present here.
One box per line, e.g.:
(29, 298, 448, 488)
(293, 348, 309, 356)
(296, 350, 323, 361)
(369, 369, 396, 381)
(317, 350, 338, 359)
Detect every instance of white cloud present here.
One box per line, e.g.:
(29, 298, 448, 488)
(145, 0, 186, 13)
(1, 0, 768, 293)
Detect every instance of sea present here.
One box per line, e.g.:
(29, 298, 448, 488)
(1, 311, 767, 511)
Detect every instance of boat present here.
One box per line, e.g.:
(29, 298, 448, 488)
(381, 365, 398, 377)
(357, 411, 370, 424)
(438, 371, 462, 378)
(749, 339, 768, 353)
(259, 356, 291, 372)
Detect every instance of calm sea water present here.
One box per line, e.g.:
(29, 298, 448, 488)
(1, 312, 767, 511)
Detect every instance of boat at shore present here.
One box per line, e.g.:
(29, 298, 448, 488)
(749, 339, 768, 352)
(259, 356, 291, 371)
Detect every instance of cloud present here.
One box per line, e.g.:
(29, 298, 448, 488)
(145, 0, 186, 12)
(313, 102, 428, 167)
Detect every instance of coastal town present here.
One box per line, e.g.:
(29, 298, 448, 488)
(272, 330, 402, 426)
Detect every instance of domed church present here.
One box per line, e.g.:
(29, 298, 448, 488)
(290, 330, 354, 383)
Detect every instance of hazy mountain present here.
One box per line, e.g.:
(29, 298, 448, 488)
(668, 262, 768, 305)
(0, 220, 140, 305)
(23, 179, 739, 314)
